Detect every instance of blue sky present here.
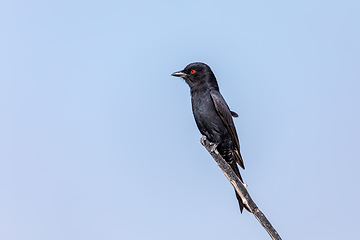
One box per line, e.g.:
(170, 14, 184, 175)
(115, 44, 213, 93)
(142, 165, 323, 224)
(1, 0, 359, 239)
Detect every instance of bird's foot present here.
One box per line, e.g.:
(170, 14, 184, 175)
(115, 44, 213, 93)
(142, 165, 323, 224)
(210, 143, 218, 153)
(207, 140, 219, 153)
(200, 136, 218, 153)
(200, 135, 207, 145)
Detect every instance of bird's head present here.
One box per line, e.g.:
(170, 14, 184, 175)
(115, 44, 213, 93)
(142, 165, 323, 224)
(171, 62, 219, 90)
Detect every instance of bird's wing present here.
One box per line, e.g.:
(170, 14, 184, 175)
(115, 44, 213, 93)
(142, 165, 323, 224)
(210, 90, 245, 169)
(230, 110, 238, 117)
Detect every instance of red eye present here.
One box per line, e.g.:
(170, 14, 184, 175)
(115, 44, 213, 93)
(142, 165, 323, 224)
(190, 70, 195, 74)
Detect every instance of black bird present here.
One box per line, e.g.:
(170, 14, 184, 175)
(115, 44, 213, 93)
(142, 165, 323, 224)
(172, 62, 249, 213)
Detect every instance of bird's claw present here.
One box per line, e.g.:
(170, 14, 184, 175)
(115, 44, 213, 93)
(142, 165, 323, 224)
(200, 136, 218, 153)
(210, 142, 219, 153)
(200, 135, 207, 145)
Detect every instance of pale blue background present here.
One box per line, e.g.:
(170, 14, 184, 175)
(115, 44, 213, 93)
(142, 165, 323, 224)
(1, 1, 359, 239)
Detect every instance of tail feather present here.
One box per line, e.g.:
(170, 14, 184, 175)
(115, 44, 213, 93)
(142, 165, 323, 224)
(235, 190, 245, 213)
(229, 160, 250, 213)
(218, 146, 249, 213)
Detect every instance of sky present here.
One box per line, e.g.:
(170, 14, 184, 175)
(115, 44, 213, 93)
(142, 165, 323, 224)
(1, 0, 359, 239)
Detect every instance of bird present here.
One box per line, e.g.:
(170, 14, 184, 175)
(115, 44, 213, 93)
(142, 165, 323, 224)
(171, 62, 249, 213)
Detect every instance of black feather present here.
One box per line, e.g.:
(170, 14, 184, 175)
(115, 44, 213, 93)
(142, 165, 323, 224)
(172, 62, 248, 213)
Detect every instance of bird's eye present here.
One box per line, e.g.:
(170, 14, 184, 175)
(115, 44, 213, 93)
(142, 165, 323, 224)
(190, 70, 196, 74)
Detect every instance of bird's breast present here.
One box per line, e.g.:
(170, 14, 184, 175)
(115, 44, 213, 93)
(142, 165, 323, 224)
(191, 91, 226, 142)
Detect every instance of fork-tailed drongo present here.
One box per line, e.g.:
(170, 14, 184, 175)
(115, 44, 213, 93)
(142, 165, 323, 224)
(172, 62, 249, 213)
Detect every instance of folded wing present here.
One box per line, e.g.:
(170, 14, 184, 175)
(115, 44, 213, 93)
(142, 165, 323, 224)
(210, 90, 245, 169)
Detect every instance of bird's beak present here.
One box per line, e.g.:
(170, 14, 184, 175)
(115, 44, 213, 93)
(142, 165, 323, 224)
(171, 71, 187, 78)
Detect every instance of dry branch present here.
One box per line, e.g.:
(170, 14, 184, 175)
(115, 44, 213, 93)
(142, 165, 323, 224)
(200, 136, 282, 240)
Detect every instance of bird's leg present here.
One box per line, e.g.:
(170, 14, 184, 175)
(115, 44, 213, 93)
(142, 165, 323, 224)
(200, 136, 219, 153)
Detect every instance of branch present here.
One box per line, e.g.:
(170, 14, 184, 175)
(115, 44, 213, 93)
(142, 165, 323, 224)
(200, 136, 282, 240)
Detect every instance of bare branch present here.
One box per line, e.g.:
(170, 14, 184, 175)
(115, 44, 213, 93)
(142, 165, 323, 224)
(200, 136, 282, 240)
